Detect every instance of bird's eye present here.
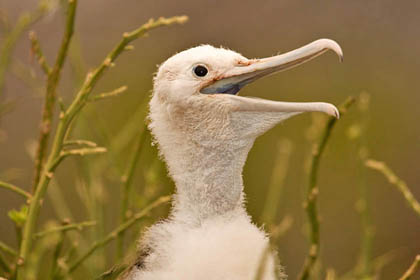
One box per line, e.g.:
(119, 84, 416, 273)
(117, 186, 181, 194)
(193, 65, 208, 77)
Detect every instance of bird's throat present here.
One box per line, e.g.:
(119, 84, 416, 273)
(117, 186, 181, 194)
(148, 95, 292, 224)
(166, 140, 254, 224)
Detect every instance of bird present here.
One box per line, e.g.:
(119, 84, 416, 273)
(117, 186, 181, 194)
(123, 39, 343, 280)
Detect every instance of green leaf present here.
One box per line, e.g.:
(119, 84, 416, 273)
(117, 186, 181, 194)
(8, 205, 28, 227)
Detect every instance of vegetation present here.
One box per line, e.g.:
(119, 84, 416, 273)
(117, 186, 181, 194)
(0, 1, 418, 280)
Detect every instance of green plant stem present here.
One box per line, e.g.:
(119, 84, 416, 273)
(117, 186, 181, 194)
(0, 252, 11, 274)
(63, 139, 98, 148)
(32, 0, 77, 193)
(64, 15, 187, 129)
(340, 248, 403, 280)
(299, 97, 355, 280)
(29, 31, 51, 75)
(67, 196, 170, 275)
(357, 167, 374, 278)
(116, 124, 147, 261)
(0, 241, 17, 257)
(0, 243, 14, 279)
(355, 93, 374, 278)
(16, 16, 188, 279)
(89, 85, 128, 102)
(50, 231, 65, 280)
(365, 159, 420, 218)
(61, 146, 107, 157)
(0, 181, 31, 199)
(399, 255, 420, 280)
(34, 221, 96, 239)
(95, 263, 128, 280)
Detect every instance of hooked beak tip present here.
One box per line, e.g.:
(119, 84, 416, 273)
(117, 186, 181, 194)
(332, 106, 340, 119)
(319, 38, 343, 62)
(321, 102, 340, 119)
(320, 103, 340, 119)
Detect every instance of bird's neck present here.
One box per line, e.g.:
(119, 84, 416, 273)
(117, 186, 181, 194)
(148, 95, 292, 224)
(164, 138, 254, 224)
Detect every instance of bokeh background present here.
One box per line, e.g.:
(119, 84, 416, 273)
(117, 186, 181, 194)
(1, 0, 419, 279)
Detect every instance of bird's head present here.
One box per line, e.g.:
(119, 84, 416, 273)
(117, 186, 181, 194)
(149, 39, 343, 150)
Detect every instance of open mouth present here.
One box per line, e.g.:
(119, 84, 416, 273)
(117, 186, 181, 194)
(200, 39, 343, 96)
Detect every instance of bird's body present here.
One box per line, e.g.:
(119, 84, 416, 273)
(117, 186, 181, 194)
(124, 40, 342, 280)
(131, 211, 279, 280)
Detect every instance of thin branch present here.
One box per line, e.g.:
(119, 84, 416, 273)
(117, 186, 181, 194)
(61, 147, 107, 157)
(32, 0, 78, 192)
(0, 241, 17, 257)
(299, 97, 355, 280)
(47, 147, 107, 174)
(365, 159, 420, 218)
(95, 263, 128, 280)
(0, 242, 15, 276)
(66, 196, 170, 275)
(353, 92, 374, 278)
(63, 139, 98, 148)
(49, 229, 65, 280)
(49, 147, 107, 172)
(29, 31, 51, 75)
(34, 220, 96, 239)
(16, 15, 187, 280)
(0, 181, 32, 199)
(0, 253, 11, 274)
(58, 241, 79, 275)
(89, 85, 128, 102)
(64, 16, 188, 125)
(399, 255, 420, 280)
(117, 124, 148, 261)
(340, 248, 403, 280)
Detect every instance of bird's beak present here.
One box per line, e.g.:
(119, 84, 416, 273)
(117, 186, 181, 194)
(201, 39, 343, 118)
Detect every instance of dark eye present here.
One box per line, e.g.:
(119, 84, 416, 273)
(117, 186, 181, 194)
(193, 65, 208, 77)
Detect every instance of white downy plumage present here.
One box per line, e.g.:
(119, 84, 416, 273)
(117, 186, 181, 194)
(126, 39, 343, 280)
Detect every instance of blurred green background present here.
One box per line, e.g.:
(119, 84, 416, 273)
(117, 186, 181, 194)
(1, 0, 419, 279)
